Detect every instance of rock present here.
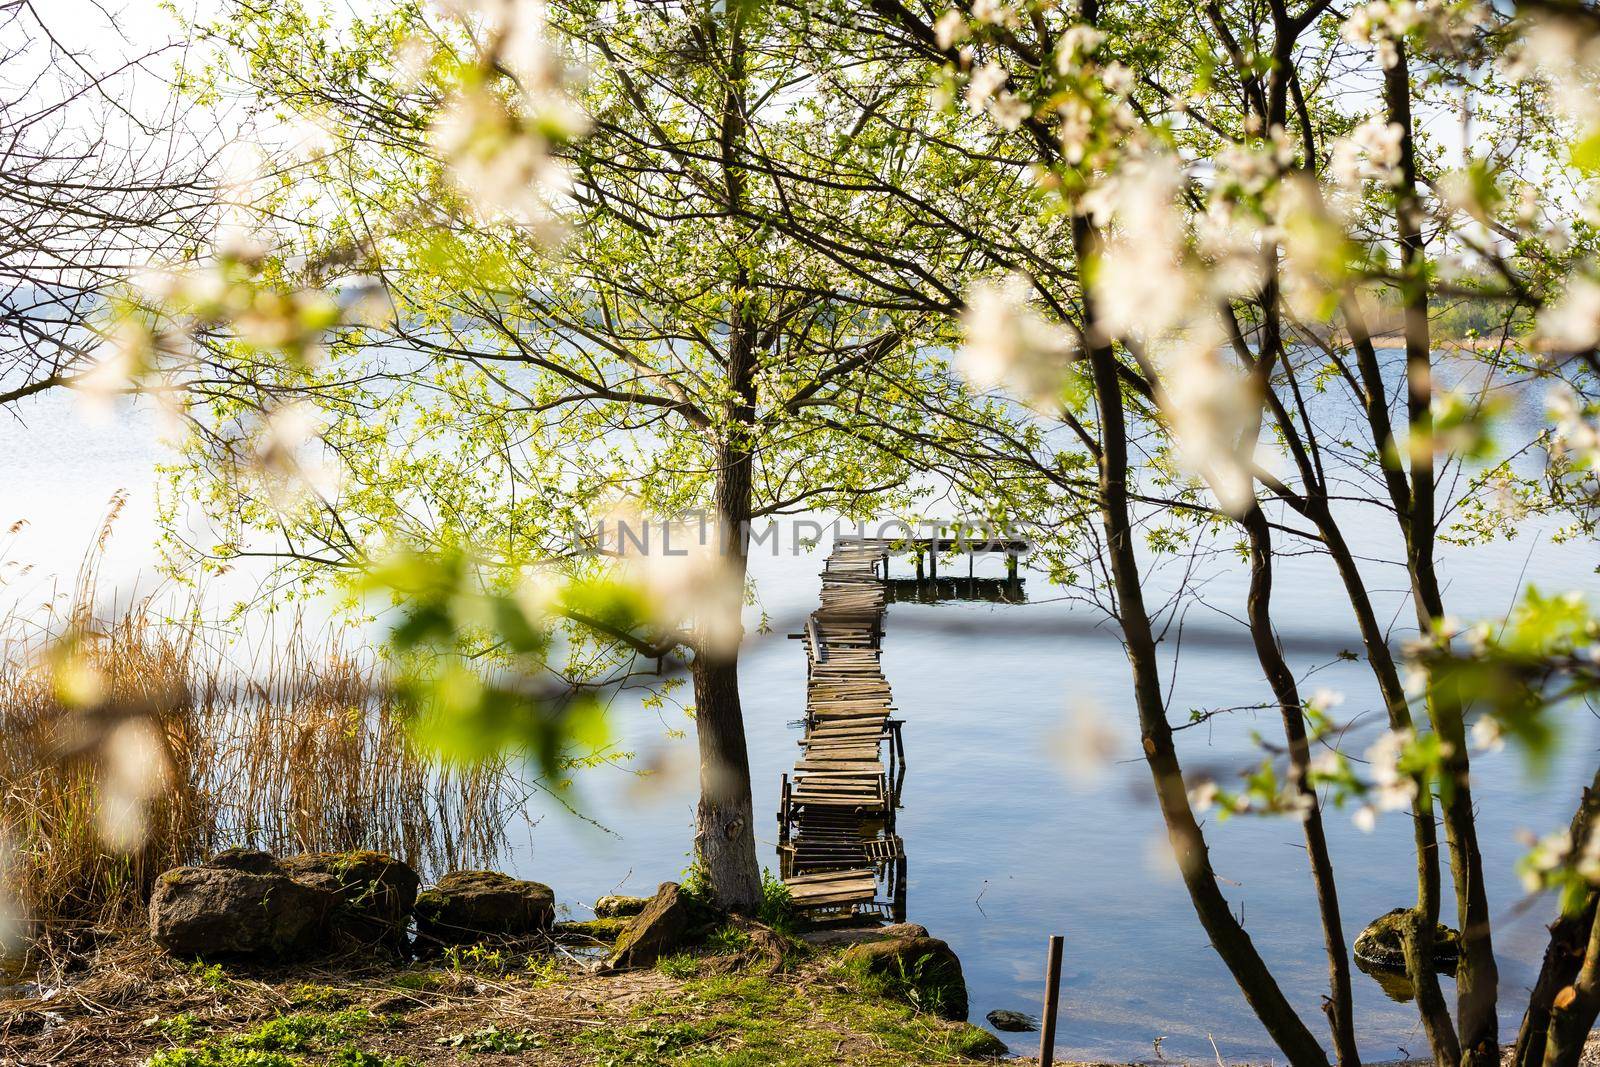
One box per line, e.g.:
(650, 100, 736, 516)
(150, 864, 335, 959)
(554, 917, 630, 943)
(593, 894, 650, 919)
(281, 851, 420, 949)
(205, 847, 279, 874)
(605, 882, 714, 971)
(953, 1023, 1010, 1058)
(414, 870, 555, 944)
(802, 922, 928, 950)
(1353, 908, 1461, 972)
(985, 1008, 1037, 1032)
(842, 935, 969, 1020)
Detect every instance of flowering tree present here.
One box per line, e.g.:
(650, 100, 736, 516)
(132, 0, 1037, 913)
(54, 0, 1600, 1058)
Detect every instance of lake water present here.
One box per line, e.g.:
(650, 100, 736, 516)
(4, 388, 1600, 1063)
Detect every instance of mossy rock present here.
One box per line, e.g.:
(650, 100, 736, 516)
(150, 865, 335, 959)
(414, 870, 555, 945)
(1353, 907, 1461, 972)
(952, 1023, 1009, 1058)
(593, 894, 650, 919)
(605, 882, 719, 971)
(554, 917, 630, 944)
(842, 935, 969, 1021)
(281, 851, 420, 949)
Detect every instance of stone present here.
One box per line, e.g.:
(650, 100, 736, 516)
(554, 917, 630, 943)
(1353, 907, 1461, 972)
(593, 894, 650, 919)
(842, 935, 969, 1020)
(281, 851, 420, 948)
(150, 864, 335, 959)
(985, 1008, 1037, 1032)
(604, 882, 713, 971)
(414, 870, 555, 944)
(802, 922, 929, 950)
(953, 1024, 1010, 1058)
(205, 847, 279, 874)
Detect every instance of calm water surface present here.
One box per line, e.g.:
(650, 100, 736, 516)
(5, 390, 1600, 1063)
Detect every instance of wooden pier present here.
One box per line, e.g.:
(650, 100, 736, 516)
(776, 534, 1026, 920)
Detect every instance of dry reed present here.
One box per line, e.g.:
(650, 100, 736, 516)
(0, 503, 527, 950)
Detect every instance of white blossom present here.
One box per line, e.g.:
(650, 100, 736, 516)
(970, 0, 1020, 28)
(1188, 779, 1220, 813)
(1538, 276, 1600, 351)
(1365, 728, 1420, 811)
(1470, 715, 1506, 753)
(958, 273, 1079, 408)
(1055, 25, 1104, 74)
(933, 9, 969, 49)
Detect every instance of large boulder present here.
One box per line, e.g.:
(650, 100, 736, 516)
(1353, 907, 1461, 972)
(842, 935, 969, 1020)
(281, 851, 420, 949)
(414, 870, 555, 945)
(150, 860, 335, 959)
(604, 882, 714, 971)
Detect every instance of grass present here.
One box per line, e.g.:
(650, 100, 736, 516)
(1, 935, 1009, 1066)
(0, 499, 527, 951)
(144, 1008, 404, 1067)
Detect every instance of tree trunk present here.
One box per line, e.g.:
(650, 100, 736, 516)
(692, 649, 761, 914)
(1315, 503, 1459, 1063)
(1515, 769, 1600, 1067)
(1242, 506, 1360, 1067)
(1075, 207, 1327, 1065)
(1384, 48, 1498, 1065)
(1543, 910, 1600, 1067)
(690, 2, 762, 916)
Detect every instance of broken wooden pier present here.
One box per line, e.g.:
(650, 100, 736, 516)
(776, 533, 1027, 920)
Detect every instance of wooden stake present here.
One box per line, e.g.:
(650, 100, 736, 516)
(1039, 934, 1063, 1067)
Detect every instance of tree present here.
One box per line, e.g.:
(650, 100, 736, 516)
(0, 0, 214, 409)
(154, 0, 1008, 913)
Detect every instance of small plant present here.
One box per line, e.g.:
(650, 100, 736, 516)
(525, 955, 561, 983)
(657, 951, 700, 979)
(328, 1049, 416, 1067)
(678, 857, 712, 906)
(756, 869, 797, 935)
(444, 942, 509, 974)
(287, 983, 348, 1009)
(436, 1026, 543, 1053)
(388, 970, 443, 992)
(148, 1013, 204, 1041)
(185, 961, 230, 990)
(706, 924, 750, 955)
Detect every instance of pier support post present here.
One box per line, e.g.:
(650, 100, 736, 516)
(779, 774, 791, 843)
(1040, 935, 1064, 1067)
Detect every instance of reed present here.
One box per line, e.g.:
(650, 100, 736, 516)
(0, 531, 525, 947)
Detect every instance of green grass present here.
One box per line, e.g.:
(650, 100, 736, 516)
(145, 1009, 392, 1067)
(137, 942, 1003, 1067)
(386, 970, 444, 992)
(582, 968, 1004, 1065)
(287, 985, 350, 1010)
